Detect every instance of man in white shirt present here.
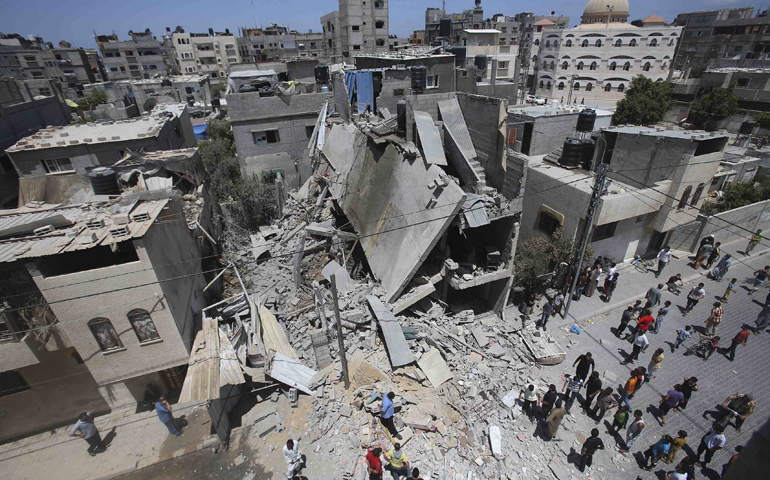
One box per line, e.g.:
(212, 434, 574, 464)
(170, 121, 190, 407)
(283, 438, 303, 479)
(656, 247, 673, 278)
(603, 263, 617, 291)
(623, 331, 649, 365)
(553, 290, 565, 317)
(684, 283, 706, 315)
(696, 425, 726, 467)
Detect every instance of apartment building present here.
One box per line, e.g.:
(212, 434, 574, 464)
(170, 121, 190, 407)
(423, 2, 484, 45)
(238, 25, 325, 62)
(409, 30, 426, 45)
(673, 7, 770, 71)
(171, 28, 240, 83)
(95, 30, 169, 81)
(321, 0, 389, 61)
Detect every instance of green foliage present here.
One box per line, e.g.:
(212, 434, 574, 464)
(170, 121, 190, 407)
(210, 83, 227, 99)
(688, 87, 740, 128)
(630, 19, 644, 28)
(701, 179, 770, 215)
(688, 61, 707, 79)
(612, 76, 675, 126)
(76, 90, 108, 111)
(198, 118, 277, 231)
(753, 111, 770, 129)
(514, 228, 593, 289)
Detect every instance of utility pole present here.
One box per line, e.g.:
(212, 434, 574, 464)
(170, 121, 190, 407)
(563, 163, 608, 318)
(330, 275, 350, 389)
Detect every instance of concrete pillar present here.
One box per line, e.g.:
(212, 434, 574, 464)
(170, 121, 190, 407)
(511, 53, 521, 106)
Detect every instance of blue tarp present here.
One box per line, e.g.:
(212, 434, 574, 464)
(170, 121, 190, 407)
(344, 72, 356, 104)
(355, 71, 373, 114)
(193, 124, 208, 140)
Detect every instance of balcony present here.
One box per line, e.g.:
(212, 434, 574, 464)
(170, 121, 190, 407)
(197, 49, 216, 58)
(138, 54, 164, 64)
(200, 63, 218, 72)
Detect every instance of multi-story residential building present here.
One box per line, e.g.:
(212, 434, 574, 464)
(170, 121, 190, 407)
(321, 0, 389, 61)
(516, 13, 570, 95)
(95, 30, 169, 81)
(535, 0, 681, 105)
(672, 7, 770, 72)
(409, 30, 426, 45)
(237, 25, 325, 62)
(171, 28, 241, 84)
(424, 2, 484, 45)
(459, 29, 519, 81)
(161, 29, 180, 76)
(485, 14, 521, 47)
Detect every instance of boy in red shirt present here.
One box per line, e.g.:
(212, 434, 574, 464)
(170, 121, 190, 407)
(729, 325, 751, 361)
(366, 447, 383, 480)
(636, 310, 655, 332)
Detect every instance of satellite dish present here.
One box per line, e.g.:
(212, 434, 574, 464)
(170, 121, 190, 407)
(58, 40, 72, 48)
(143, 97, 158, 112)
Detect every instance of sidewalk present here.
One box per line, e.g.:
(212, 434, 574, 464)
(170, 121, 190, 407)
(0, 401, 217, 480)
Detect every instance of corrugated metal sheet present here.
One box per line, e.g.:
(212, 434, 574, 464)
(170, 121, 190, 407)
(179, 317, 220, 403)
(414, 111, 448, 166)
(463, 193, 490, 228)
(0, 235, 70, 263)
(0, 207, 83, 238)
(438, 98, 477, 161)
(218, 329, 246, 387)
(366, 295, 415, 367)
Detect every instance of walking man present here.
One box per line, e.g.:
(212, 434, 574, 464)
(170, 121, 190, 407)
(621, 410, 645, 453)
(155, 396, 181, 437)
(658, 384, 684, 425)
(573, 352, 595, 381)
(647, 348, 664, 380)
(582, 371, 602, 410)
(679, 377, 698, 410)
(283, 438, 303, 479)
(578, 428, 605, 472)
(642, 435, 672, 470)
(666, 430, 688, 465)
(607, 404, 630, 435)
(553, 290, 565, 317)
(714, 255, 732, 281)
(745, 229, 763, 255)
(562, 374, 583, 413)
(748, 266, 770, 296)
(674, 325, 692, 350)
(604, 262, 617, 291)
(623, 330, 649, 365)
(656, 247, 673, 278)
(619, 370, 640, 408)
(646, 284, 663, 307)
(592, 387, 617, 424)
(617, 306, 634, 338)
(721, 393, 755, 432)
(684, 283, 706, 315)
(68, 411, 106, 456)
(541, 384, 558, 418)
(705, 302, 723, 337)
(655, 301, 671, 334)
(722, 278, 737, 303)
(538, 300, 553, 330)
(519, 384, 541, 420)
(380, 392, 400, 439)
(696, 425, 726, 468)
(543, 399, 567, 440)
(728, 325, 751, 361)
(694, 241, 713, 269)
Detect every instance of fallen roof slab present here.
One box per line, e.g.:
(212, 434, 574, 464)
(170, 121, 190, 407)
(414, 110, 448, 166)
(265, 350, 319, 396)
(367, 295, 415, 368)
(417, 347, 453, 388)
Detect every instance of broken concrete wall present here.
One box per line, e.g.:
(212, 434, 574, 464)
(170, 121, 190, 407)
(323, 123, 467, 303)
(405, 92, 457, 144)
(332, 73, 350, 122)
(443, 125, 480, 186)
(456, 93, 508, 191)
(502, 150, 528, 209)
(377, 78, 411, 114)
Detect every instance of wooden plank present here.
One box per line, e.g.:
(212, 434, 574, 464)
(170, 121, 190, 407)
(259, 304, 298, 360)
(366, 295, 415, 367)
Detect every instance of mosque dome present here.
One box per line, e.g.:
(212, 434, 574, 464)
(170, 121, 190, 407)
(581, 0, 630, 25)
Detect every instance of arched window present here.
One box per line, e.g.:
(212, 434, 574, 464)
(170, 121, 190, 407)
(574, 82, 580, 91)
(127, 309, 161, 343)
(649, 38, 657, 47)
(533, 55, 538, 62)
(669, 39, 675, 46)
(543, 61, 548, 69)
(546, 81, 551, 90)
(662, 63, 668, 70)
(678, 185, 692, 209)
(590, 61, 598, 70)
(550, 61, 555, 70)
(623, 61, 631, 71)
(375, 20, 385, 29)
(539, 80, 544, 88)
(615, 39, 622, 47)
(88, 318, 123, 351)
(595, 39, 602, 47)
(566, 40, 573, 47)
(586, 83, 593, 91)
(577, 61, 584, 70)
(546, 40, 551, 48)
(562, 61, 569, 69)
(643, 62, 651, 72)
(604, 83, 612, 91)
(629, 39, 637, 47)
(535, 39, 540, 46)
(691, 183, 705, 206)
(609, 61, 617, 71)
(558, 82, 565, 90)
(581, 40, 589, 47)
(618, 83, 625, 92)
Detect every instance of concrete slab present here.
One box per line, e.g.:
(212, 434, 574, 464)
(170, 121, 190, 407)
(414, 110, 448, 166)
(489, 425, 502, 458)
(366, 295, 415, 367)
(417, 347, 453, 388)
(321, 260, 358, 294)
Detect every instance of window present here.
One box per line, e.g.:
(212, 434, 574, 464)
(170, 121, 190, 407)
(120, 67, 125, 71)
(586, 83, 593, 91)
(629, 39, 637, 47)
(604, 83, 612, 91)
(498, 61, 508, 69)
(577, 61, 584, 70)
(125, 50, 134, 56)
(252, 130, 280, 145)
(643, 62, 651, 72)
(88, 318, 123, 352)
(546, 81, 551, 90)
(127, 309, 160, 343)
(623, 62, 630, 71)
(539, 80, 544, 88)
(609, 61, 616, 71)
(592, 222, 617, 241)
(558, 82, 565, 90)
(590, 61, 597, 70)
(595, 40, 602, 47)
(562, 61, 569, 69)
(306, 125, 316, 139)
(538, 212, 560, 236)
(129, 65, 139, 71)
(649, 39, 657, 47)
(534, 39, 539, 46)
(352, 26, 360, 31)
(615, 39, 622, 47)
(737, 77, 750, 87)
(691, 183, 705, 206)
(546, 40, 551, 48)
(574, 82, 580, 91)
(43, 158, 74, 173)
(565, 40, 572, 47)
(393, 88, 404, 95)
(374, 0, 384, 8)
(618, 83, 625, 92)
(581, 40, 589, 47)
(427, 75, 439, 88)
(0, 371, 30, 398)
(31, 71, 43, 78)
(678, 185, 692, 209)
(500, 38, 507, 46)
(734, 46, 742, 52)
(375, 21, 385, 29)
(376, 39, 385, 46)
(110, 67, 119, 72)
(353, 45, 361, 50)
(543, 61, 548, 69)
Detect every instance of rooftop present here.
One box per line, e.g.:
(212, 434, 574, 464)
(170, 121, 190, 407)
(6, 104, 186, 153)
(602, 125, 731, 140)
(705, 67, 770, 74)
(508, 104, 614, 118)
(462, 29, 502, 34)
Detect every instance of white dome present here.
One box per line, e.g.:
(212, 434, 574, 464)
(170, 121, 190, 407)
(583, 0, 630, 16)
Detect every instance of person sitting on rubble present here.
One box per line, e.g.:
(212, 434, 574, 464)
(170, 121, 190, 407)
(666, 274, 684, 295)
(383, 443, 410, 479)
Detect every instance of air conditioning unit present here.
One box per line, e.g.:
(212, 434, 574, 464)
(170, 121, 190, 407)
(33, 225, 55, 236)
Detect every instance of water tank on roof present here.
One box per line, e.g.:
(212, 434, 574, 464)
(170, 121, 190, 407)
(439, 18, 452, 37)
(445, 46, 466, 67)
(88, 167, 120, 196)
(576, 108, 597, 133)
(474, 54, 488, 72)
(740, 120, 757, 135)
(560, 138, 583, 167)
(411, 65, 427, 93)
(314, 65, 329, 84)
(581, 138, 595, 170)
(161, 78, 172, 87)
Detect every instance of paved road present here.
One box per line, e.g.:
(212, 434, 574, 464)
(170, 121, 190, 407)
(555, 248, 770, 479)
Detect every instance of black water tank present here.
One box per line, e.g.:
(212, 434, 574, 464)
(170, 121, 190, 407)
(314, 65, 329, 84)
(397, 99, 406, 133)
(161, 78, 172, 87)
(560, 138, 583, 167)
(446, 46, 466, 67)
(581, 138, 595, 170)
(411, 65, 427, 92)
(474, 54, 488, 72)
(576, 108, 597, 132)
(740, 120, 757, 134)
(88, 167, 120, 196)
(439, 18, 452, 37)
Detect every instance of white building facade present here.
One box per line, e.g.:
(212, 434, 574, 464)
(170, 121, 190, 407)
(171, 30, 241, 83)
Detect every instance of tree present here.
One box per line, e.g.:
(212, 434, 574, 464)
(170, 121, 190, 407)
(753, 111, 770, 129)
(688, 87, 739, 128)
(630, 19, 644, 27)
(701, 179, 770, 215)
(76, 90, 108, 111)
(210, 83, 227, 99)
(514, 228, 593, 289)
(612, 76, 675, 126)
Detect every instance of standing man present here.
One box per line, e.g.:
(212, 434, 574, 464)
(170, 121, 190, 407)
(748, 266, 770, 296)
(647, 348, 665, 380)
(695, 425, 726, 468)
(553, 290, 565, 317)
(617, 306, 634, 338)
(578, 428, 605, 472)
(694, 241, 713, 269)
(607, 404, 629, 435)
(745, 228, 763, 255)
(646, 284, 663, 307)
(728, 325, 751, 361)
(642, 435, 672, 470)
(541, 384, 558, 418)
(380, 392, 401, 439)
(543, 399, 567, 440)
(155, 396, 181, 437)
(684, 283, 706, 315)
(366, 447, 383, 480)
(721, 393, 755, 432)
(658, 384, 684, 425)
(679, 377, 699, 410)
(623, 330, 649, 365)
(68, 411, 106, 456)
(636, 309, 655, 333)
(654, 301, 672, 334)
(518, 384, 541, 420)
(591, 387, 617, 424)
(705, 301, 723, 337)
(619, 369, 639, 408)
(283, 438, 303, 479)
(620, 410, 645, 453)
(655, 247, 672, 278)
(582, 372, 602, 410)
(604, 262, 617, 291)
(562, 374, 584, 413)
(538, 299, 554, 330)
(572, 352, 595, 382)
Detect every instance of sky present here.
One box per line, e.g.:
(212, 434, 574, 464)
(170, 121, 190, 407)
(0, 0, 754, 50)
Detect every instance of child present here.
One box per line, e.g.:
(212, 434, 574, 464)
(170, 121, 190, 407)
(674, 326, 692, 350)
(704, 336, 720, 361)
(608, 404, 630, 435)
(722, 279, 737, 303)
